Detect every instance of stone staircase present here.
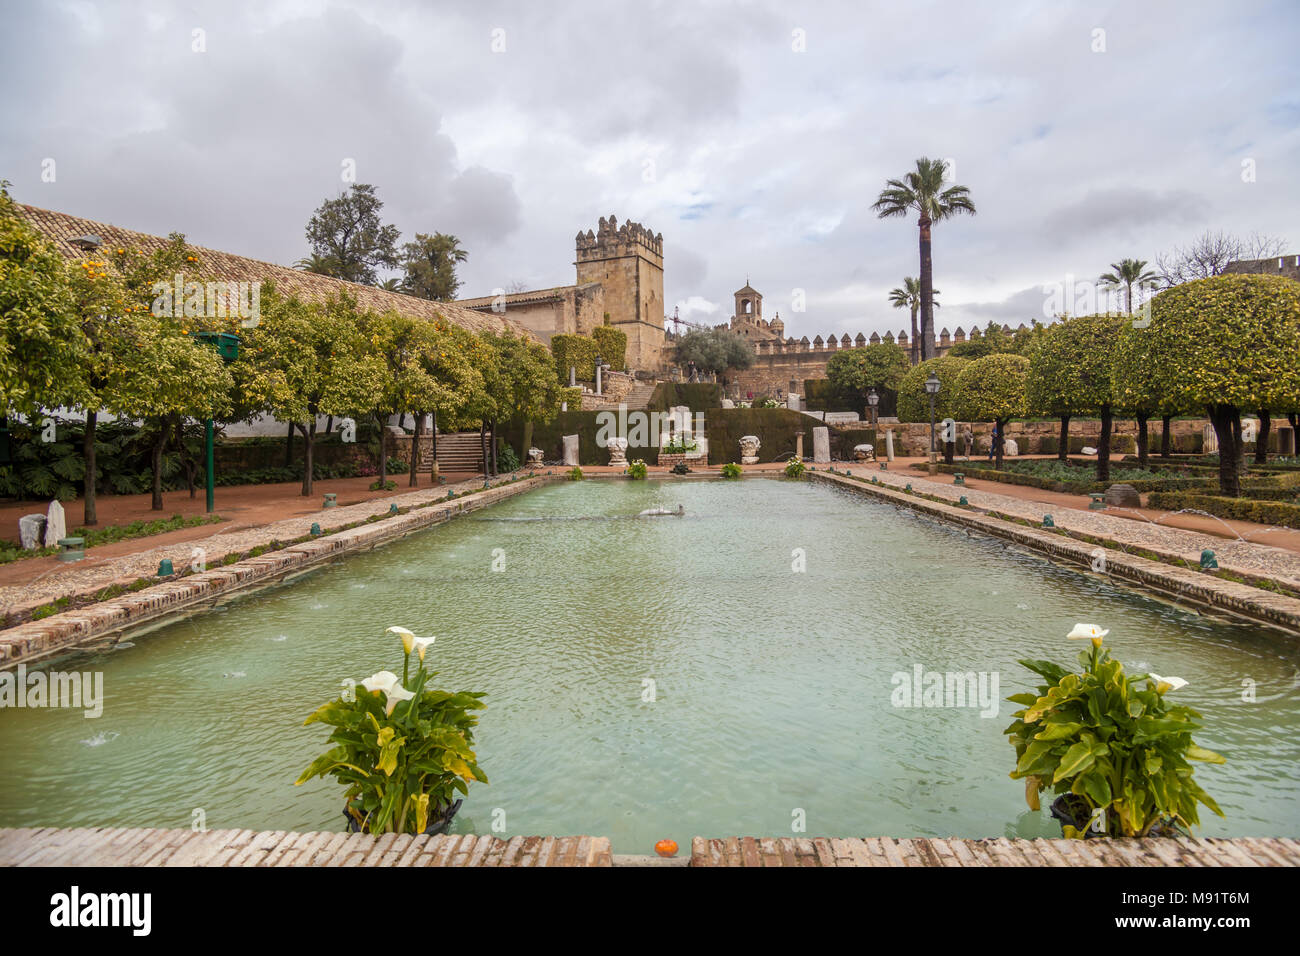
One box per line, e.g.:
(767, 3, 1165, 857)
(420, 431, 484, 474)
(585, 381, 658, 411)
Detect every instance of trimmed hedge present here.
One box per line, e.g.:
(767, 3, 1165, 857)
(1146, 491, 1300, 530)
(551, 334, 599, 382)
(591, 325, 627, 371)
(930, 462, 1219, 495)
(646, 382, 722, 412)
(1038, 434, 1137, 456)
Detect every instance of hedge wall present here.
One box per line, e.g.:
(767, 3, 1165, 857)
(801, 379, 898, 417)
(501, 411, 660, 466)
(591, 325, 627, 371)
(551, 334, 599, 382)
(1038, 434, 1137, 456)
(646, 383, 723, 412)
(929, 462, 1221, 496)
(705, 408, 877, 464)
(1146, 491, 1300, 530)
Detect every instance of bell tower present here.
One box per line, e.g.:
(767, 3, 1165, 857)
(734, 282, 762, 323)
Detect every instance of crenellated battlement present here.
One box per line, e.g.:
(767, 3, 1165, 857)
(575, 214, 663, 261)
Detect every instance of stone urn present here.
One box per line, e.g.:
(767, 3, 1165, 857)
(608, 436, 629, 466)
(853, 443, 875, 461)
(527, 447, 544, 466)
(738, 435, 761, 465)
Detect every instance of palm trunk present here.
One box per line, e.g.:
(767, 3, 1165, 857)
(1058, 415, 1070, 461)
(1208, 405, 1240, 497)
(910, 304, 919, 365)
(918, 217, 935, 361)
(1160, 415, 1172, 457)
(1136, 413, 1150, 468)
(83, 410, 98, 526)
(1097, 406, 1113, 482)
(1255, 409, 1270, 465)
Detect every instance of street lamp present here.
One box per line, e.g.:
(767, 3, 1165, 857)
(924, 372, 941, 470)
(866, 388, 879, 427)
(188, 331, 241, 513)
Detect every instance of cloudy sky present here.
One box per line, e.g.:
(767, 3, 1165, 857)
(3, 0, 1298, 340)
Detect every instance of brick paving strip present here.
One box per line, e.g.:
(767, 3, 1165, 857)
(810, 470, 1300, 633)
(0, 473, 557, 667)
(0, 827, 1293, 866)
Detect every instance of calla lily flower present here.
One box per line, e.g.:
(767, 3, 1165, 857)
(1148, 673, 1188, 693)
(383, 685, 415, 715)
(361, 671, 399, 694)
(411, 635, 435, 662)
(387, 626, 416, 655)
(1067, 623, 1109, 646)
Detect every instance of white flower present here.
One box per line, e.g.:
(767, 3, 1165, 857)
(410, 635, 435, 662)
(387, 626, 416, 654)
(382, 685, 415, 715)
(1067, 623, 1109, 646)
(361, 670, 399, 694)
(1148, 673, 1188, 693)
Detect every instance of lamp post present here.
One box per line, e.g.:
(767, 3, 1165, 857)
(924, 372, 941, 474)
(595, 355, 603, 396)
(188, 331, 240, 513)
(866, 388, 879, 428)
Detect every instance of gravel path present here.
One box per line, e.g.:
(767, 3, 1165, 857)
(0, 474, 511, 617)
(833, 463, 1300, 590)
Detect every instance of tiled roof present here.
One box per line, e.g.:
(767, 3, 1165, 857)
(17, 204, 533, 338)
(455, 281, 600, 310)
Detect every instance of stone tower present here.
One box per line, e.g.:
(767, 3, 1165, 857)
(734, 283, 762, 322)
(575, 215, 665, 370)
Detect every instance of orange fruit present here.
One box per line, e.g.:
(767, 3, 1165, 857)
(654, 839, 677, 858)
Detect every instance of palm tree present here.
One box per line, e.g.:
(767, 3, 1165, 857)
(1099, 258, 1158, 314)
(888, 277, 939, 366)
(873, 158, 975, 361)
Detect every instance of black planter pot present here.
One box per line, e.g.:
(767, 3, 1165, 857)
(343, 798, 463, 836)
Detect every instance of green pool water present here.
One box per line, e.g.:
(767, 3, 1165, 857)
(2, 478, 1297, 853)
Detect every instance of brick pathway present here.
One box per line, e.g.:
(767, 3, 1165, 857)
(842, 464, 1300, 590)
(1, 827, 1294, 866)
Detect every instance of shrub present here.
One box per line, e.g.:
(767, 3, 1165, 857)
(296, 626, 487, 834)
(369, 478, 397, 491)
(1146, 491, 1300, 529)
(567, 465, 583, 481)
(720, 462, 742, 479)
(551, 334, 600, 381)
(897, 356, 970, 423)
(784, 456, 805, 478)
(497, 444, 521, 472)
(628, 459, 648, 480)
(385, 456, 409, 475)
(1006, 624, 1223, 838)
(591, 324, 627, 371)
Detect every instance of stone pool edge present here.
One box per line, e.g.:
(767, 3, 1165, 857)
(0, 475, 558, 669)
(810, 470, 1300, 636)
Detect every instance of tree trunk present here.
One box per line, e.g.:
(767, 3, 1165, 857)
(480, 422, 489, 480)
(376, 414, 388, 486)
(299, 421, 316, 496)
(431, 410, 438, 477)
(285, 421, 294, 468)
(1058, 415, 1070, 461)
(1160, 415, 1172, 458)
(324, 415, 333, 436)
(1097, 406, 1113, 483)
(177, 417, 196, 498)
(489, 421, 498, 476)
(1209, 404, 1240, 497)
(910, 304, 919, 366)
(1136, 413, 1150, 468)
(918, 216, 935, 361)
(1290, 412, 1299, 457)
(1255, 409, 1271, 465)
(409, 413, 422, 487)
(993, 418, 1006, 470)
(1232, 413, 1245, 476)
(150, 421, 166, 511)
(83, 410, 98, 526)
(943, 439, 954, 465)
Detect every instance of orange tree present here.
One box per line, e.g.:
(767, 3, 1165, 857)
(897, 355, 969, 463)
(953, 353, 1030, 469)
(1145, 275, 1300, 496)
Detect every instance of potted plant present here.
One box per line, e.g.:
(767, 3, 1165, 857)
(628, 459, 648, 480)
(1005, 623, 1224, 838)
(784, 456, 805, 478)
(295, 626, 488, 835)
(720, 462, 742, 479)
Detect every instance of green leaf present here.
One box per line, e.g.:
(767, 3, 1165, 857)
(1186, 744, 1226, 764)
(1053, 740, 1097, 783)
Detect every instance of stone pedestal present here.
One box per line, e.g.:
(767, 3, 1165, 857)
(608, 437, 628, 466)
(527, 447, 544, 466)
(18, 514, 46, 550)
(812, 427, 830, 464)
(1105, 484, 1141, 508)
(562, 434, 579, 466)
(885, 429, 895, 461)
(45, 499, 66, 547)
(738, 435, 761, 465)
